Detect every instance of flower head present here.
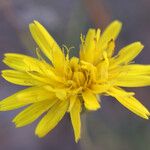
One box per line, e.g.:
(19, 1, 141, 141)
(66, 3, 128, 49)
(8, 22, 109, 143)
(1, 20, 150, 142)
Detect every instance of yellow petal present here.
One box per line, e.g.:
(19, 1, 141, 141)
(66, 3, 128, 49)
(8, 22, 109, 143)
(106, 39, 115, 58)
(3, 53, 63, 85)
(13, 99, 58, 127)
(22, 56, 54, 76)
(3, 53, 49, 72)
(17, 87, 55, 102)
(3, 53, 64, 86)
(43, 85, 68, 100)
(0, 93, 30, 111)
(68, 95, 77, 112)
(110, 42, 144, 68)
(35, 100, 69, 137)
(70, 97, 81, 142)
(55, 90, 67, 100)
(96, 52, 109, 82)
(3, 53, 59, 80)
(3, 53, 32, 71)
(120, 64, 150, 75)
(0, 87, 55, 111)
(114, 74, 150, 87)
(91, 84, 109, 94)
(82, 90, 100, 110)
(27, 70, 63, 86)
(108, 87, 150, 119)
(80, 29, 100, 64)
(2, 70, 44, 86)
(29, 21, 65, 72)
(69, 57, 79, 71)
(99, 20, 122, 51)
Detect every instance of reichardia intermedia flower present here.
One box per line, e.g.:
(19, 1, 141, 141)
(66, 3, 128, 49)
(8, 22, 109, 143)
(1, 20, 150, 142)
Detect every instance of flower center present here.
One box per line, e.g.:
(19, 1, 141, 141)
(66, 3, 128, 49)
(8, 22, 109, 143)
(65, 59, 98, 91)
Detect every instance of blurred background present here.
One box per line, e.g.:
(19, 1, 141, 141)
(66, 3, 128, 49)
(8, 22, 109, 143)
(0, 0, 150, 150)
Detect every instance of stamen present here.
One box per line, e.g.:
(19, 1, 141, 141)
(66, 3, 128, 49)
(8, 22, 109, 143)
(80, 33, 85, 44)
(62, 45, 74, 61)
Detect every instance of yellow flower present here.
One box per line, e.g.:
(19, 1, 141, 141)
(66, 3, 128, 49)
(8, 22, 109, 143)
(1, 20, 150, 142)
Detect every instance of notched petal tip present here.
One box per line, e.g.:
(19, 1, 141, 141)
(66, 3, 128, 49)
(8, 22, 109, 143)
(2, 53, 13, 61)
(145, 111, 150, 119)
(135, 41, 144, 49)
(82, 90, 101, 111)
(75, 137, 80, 143)
(33, 20, 43, 27)
(13, 123, 22, 128)
(84, 102, 101, 111)
(1, 70, 7, 79)
(108, 87, 150, 120)
(29, 20, 39, 25)
(142, 114, 149, 120)
(35, 130, 44, 138)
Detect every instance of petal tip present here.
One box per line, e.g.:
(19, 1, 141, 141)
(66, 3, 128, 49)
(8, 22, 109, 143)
(75, 137, 80, 143)
(35, 130, 44, 138)
(112, 20, 123, 28)
(33, 20, 40, 25)
(29, 23, 35, 30)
